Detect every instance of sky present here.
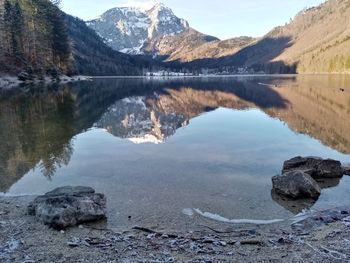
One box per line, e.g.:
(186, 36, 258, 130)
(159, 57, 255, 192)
(60, 0, 326, 40)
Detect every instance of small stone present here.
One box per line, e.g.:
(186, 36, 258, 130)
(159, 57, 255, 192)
(68, 237, 81, 247)
(67, 242, 79, 247)
(147, 234, 156, 239)
(219, 241, 227, 246)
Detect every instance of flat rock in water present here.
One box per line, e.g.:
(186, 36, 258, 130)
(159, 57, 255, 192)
(28, 186, 106, 230)
(282, 156, 343, 179)
(272, 171, 321, 199)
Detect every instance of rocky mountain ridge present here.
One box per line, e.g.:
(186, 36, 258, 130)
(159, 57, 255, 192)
(87, 3, 190, 54)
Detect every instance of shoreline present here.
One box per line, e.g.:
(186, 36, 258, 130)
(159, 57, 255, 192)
(1, 195, 349, 262)
(0, 75, 92, 89)
(2, 73, 349, 89)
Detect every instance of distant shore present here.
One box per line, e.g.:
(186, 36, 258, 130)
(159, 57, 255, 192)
(1, 195, 349, 262)
(0, 75, 92, 89)
(2, 73, 349, 89)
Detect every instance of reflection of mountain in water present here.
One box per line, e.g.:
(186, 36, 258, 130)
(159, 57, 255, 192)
(94, 76, 350, 152)
(266, 76, 350, 154)
(0, 76, 350, 192)
(95, 96, 188, 144)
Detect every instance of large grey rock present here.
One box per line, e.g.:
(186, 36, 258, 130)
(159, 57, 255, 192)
(28, 186, 106, 230)
(282, 156, 343, 179)
(272, 171, 321, 199)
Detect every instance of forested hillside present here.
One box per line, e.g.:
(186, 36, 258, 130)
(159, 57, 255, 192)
(65, 15, 153, 76)
(0, 0, 70, 76)
(0, 0, 159, 77)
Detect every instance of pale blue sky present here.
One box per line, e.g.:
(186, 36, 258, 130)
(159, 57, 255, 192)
(61, 0, 325, 39)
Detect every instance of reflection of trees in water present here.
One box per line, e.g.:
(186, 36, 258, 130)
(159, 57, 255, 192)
(0, 80, 167, 192)
(264, 75, 350, 154)
(0, 85, 77, 190)
(38, 141, 74, 179)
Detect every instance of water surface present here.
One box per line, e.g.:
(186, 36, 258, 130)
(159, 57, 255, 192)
(1, 75, 350, 229)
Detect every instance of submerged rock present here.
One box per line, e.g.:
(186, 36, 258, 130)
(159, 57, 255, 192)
(271, 190, 317, 214)
(28, 186, 106, 230)
(282, 156, 343, 179)
(272, 171, 321, 199)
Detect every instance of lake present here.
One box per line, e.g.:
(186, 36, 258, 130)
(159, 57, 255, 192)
(0, 75, 350, 230)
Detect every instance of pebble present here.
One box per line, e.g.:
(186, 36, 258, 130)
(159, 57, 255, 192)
(219, 241, 227, 247)
(67, 237, 81, 247)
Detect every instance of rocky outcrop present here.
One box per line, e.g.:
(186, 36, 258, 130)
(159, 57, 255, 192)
(272, 171, 321, 199)
(273, 156, 348, 208)
(87, 3, 190, 54)
(282, 156, 343, 179)
(28, 186, 106, 230)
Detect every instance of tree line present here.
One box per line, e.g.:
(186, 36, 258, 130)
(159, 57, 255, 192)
(0, 0, 70, 77)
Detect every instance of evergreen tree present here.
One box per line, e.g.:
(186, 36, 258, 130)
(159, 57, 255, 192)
(3, 0, 13, 54)
(11, 1, 25, 58)
(48, 3, 70, 68)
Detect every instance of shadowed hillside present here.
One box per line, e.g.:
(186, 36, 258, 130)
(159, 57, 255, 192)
(185, 0, 350, 73)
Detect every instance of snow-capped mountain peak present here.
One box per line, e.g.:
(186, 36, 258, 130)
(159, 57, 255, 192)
(87, 2, 189, 54)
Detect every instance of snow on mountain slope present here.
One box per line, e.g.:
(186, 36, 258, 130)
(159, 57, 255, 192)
(87, 3, 189, 54)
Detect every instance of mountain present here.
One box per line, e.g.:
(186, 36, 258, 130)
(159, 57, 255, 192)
(144, 28, 228, 62)
(146, 33, 254, 63)
(65, 14, 152, 76)
(87, 3, 231, 61)
(2, 0, 349, 76)
(271, 0, 350, 73)
(87, 3, 191, 54)
(89, 0, 350, 74)
(188, 0, 350, 73)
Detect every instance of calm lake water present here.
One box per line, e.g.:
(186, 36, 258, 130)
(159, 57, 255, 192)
(1, 75, 350, 229)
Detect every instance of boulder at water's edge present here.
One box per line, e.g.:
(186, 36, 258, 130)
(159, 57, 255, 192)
(272, 171, 321, 199)
(28, 186, 106, 230)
